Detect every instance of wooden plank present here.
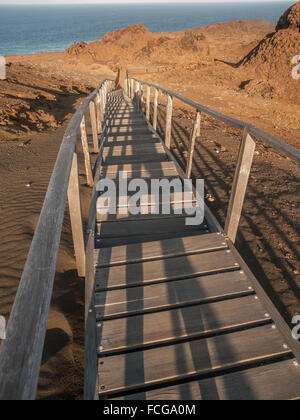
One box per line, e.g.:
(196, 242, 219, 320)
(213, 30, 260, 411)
(107, 112, 141, 119)
(97, 187, 196, 209)
(99, 161, 177, 179)
(107, 126, 150, 134)
(100, 161, 176, 175)
(94, 270, 253, 319)
(102, 143, 164, 157)
(186, 112, 201, 179)
(67, 152, 85, 277)
(80, 116, 93, 187)
(98, 325, 290, 395)
(107, 121, 147, 128)
(94, 248, 240, 291)
(225, 128, 256, 243)
(105, 133, 158, 141)
(103, 139, 161, 149)
(101, 153, 169, 166)
(97, 230, 210, 248)
(94, 233, 226, 267)
(89, 101, 99, 153)
(97, 295, 268, 353)
(96, 201, 203, 222)
(165, 94, 173, 148)
(115, 359, 300, 400)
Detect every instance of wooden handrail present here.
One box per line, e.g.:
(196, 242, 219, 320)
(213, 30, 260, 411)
(0, 79, 114, 400)
(128, 77, 300, 243)
(129, 78, 300, 168)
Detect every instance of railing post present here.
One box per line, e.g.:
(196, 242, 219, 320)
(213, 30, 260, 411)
(96, 91, 102, 134)
(153, 88, 159, 131)
(140, 83, 144, 112)
(225, 127, 256, 243)
(165, 94, 173, 148)
(68, 152, 86, 277)
(146, 85, 150, 121)
(80, 116, 93, 187)
(186, 111, 201, 179)
(101, 86, 105, 117)
(89, 101, 99, 153)
(135, 81, 140, 110)
(130, 79, 134, 99)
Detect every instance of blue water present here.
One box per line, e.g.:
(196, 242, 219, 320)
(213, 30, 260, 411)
(0, 2, 295, 56)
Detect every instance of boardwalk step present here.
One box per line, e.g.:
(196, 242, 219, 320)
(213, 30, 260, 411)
(101, 143, 165, 157)
(98, 324, 291, 396)
(112, 359, 300, 400)
(104, 134, 159, 143)
(94, 233, 227, 267)
(94, 270, 254, 320)
(102, 153, 169, 166)
(94, 248, 240, 291)
(106, 126, 151, 135)
(97, 230, 210, 248)
(97, 295, 270, 354)
(99, 161, 177, 178)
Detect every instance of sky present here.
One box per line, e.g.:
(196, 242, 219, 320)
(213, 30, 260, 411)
(0, 0, 293, 4)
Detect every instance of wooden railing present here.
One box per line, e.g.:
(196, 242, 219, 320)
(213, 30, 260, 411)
(0, 79, 115, 400)
(126, 77, 300, 243)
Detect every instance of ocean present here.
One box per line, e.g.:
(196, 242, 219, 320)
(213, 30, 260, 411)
(0, 2, 295, 56)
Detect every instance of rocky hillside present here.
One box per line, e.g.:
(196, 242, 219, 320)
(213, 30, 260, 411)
(65, 19, 274, 69)
(239, 2, 300, 103)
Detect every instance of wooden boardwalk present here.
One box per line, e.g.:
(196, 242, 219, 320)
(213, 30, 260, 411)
(90, 89, 300, 400)
(1, 78, 299, 401)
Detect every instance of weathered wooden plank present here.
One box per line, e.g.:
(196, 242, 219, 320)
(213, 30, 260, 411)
(107, 126, 150, 134)
(107, 121, 147, 128)
(67, 152, 85, 277)
(107, 112, 141, 119)
(97, 295, 268, 353)
(102, 153, 169, 166)
(97, 230, 210, 248)
(96, 201, 203, 222)
(105, 134, 159, 143)
(98, 325, 290, 395)
(114, 359, 300, 400)
(103, 140, 161, 150)
(94, 233, 226, 267)
(100, 161, 176, 177)
(102, 143, 164, 157)
(95, 248, 240, 291)
(100, 169, 179, 181)
(95, 270, 252, 319)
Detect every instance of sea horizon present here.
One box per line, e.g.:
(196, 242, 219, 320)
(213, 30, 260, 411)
(0, 1, 295, 56)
